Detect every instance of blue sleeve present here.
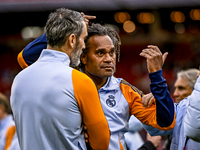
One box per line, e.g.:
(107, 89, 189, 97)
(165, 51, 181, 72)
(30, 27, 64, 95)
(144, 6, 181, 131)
(149, 69, 175, 127)
(23, 33, 47, 66)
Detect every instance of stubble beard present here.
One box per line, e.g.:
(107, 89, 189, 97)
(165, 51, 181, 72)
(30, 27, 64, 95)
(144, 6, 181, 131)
(97, 66, 116, 78)
(69, 43, 82, 68)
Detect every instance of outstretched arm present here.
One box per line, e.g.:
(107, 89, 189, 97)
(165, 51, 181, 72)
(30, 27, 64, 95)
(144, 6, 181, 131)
(17, 33, 47, 69)
(18, 13, 96, 69)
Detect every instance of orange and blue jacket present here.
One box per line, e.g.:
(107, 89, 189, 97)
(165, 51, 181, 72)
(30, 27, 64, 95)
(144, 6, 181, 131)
(17, 33, 175, 150)
(12, 49, 110, 150)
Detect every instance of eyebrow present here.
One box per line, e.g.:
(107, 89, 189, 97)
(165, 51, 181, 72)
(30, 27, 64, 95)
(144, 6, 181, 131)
(96, 47, 115, 51)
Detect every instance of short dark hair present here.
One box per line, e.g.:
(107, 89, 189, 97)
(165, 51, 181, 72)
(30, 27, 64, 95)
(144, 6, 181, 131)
(84, 23, 120, 61)
(0, 93, 11, 114)
(45, 8, 84, 48)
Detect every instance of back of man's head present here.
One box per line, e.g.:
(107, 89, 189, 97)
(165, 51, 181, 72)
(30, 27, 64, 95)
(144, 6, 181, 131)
(0, 92, 11, 114)
(177, 68, 199, 89)
(45, 8, 84, 48)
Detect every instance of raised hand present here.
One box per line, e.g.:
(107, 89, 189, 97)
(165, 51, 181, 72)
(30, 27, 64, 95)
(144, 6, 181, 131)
(139, 45, 168, 73)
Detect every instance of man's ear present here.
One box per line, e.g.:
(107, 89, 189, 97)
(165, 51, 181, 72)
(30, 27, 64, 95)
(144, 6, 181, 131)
(80, 53, 87, 65)
(68, 34, 76, 49)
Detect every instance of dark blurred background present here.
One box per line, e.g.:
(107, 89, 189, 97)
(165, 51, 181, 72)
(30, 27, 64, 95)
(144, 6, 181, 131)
(1, 0, 200, 98)
(1, 0, 200, 149)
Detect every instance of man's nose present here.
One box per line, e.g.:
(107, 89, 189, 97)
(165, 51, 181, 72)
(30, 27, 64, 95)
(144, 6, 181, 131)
(173, 88, 179, 97)
(104, 53, 112, 62)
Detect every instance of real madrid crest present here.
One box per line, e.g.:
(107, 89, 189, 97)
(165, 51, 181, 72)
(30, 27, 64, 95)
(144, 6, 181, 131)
(106, 95, 116, 107)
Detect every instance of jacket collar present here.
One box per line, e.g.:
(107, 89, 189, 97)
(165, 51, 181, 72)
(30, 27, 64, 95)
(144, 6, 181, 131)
(99, 76, 121, 92)
(38, 49, 70, 66)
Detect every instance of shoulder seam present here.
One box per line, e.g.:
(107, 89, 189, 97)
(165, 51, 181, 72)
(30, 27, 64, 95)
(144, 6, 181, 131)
(120, 79, 143, 97)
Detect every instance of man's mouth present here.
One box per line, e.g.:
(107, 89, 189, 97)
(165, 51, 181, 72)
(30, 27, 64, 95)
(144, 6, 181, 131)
(175, 98, 181, 102)
(101, 66, 114, 69)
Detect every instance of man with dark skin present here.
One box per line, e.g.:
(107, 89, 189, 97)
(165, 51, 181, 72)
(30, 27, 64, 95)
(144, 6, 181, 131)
(17, 23, 175, 149)
(80, 24, 172, 149)
(11, 9, 110, 150)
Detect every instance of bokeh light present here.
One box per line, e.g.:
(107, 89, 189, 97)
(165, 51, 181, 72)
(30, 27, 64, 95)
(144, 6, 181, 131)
(114, 12, 131, 23)
(170, 11, 185, 23)
(137, 12, 155, 24)
(21, 26, 43, 39)
(190, 9, 200, 20)
(123, 21, 136, 33)
(174, 23, 185, 34)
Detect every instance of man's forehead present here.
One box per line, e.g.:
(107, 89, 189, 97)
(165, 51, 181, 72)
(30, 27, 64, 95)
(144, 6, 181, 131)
(89, 35, 114, 47)
(175, 77, 189, 87)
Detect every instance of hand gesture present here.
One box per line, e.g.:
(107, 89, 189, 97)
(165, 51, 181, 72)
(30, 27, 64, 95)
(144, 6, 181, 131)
(81, 12, 96, 27)
(140, 45, 168, 73)
(142, 93, 155, 108)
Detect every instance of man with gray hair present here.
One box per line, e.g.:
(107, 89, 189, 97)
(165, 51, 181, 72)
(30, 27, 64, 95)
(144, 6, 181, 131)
(173, 68, 199, 103)
(162, 68, 199, 150)
(184, 70, 200, 142)
(17, 22, 176, 150)
(10, 8, 110, 150)
(142, 68, 200, 150)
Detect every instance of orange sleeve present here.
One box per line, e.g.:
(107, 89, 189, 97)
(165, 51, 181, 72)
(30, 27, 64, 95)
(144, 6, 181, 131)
(5, 126, 16, 150)
(17, 50, 29, 69)
(72, 69, 110, 150)
(120, 80, 175, 131)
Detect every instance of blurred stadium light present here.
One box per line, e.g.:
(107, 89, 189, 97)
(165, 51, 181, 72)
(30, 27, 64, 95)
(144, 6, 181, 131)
(0, 0, 200, 106)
